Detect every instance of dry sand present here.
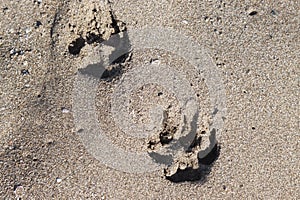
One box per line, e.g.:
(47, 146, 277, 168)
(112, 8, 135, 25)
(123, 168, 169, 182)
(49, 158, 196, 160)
(0, 0, 299, 199)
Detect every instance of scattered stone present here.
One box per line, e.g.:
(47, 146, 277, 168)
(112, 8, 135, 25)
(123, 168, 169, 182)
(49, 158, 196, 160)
(182, 20, 189, 24)
(46, 138, 54, 145)
(271, 10, 277, 16)
(34, 0, 42, 5)
(56, 178, 62, 183)
(21, 69, 29, 75)
(25, 28, 32, 34)
(35, 21, 42, 28)
(61, 107, 70, 113)
(248, 10, 258, 16)
(10, 49, 25, 57)
(150, 58, 160, 65)
(14, 185, 24, 198)
(9, 49, 16, 55)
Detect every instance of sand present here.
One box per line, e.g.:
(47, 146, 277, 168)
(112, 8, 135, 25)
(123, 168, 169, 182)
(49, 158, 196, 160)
(0, 0, 299, 199)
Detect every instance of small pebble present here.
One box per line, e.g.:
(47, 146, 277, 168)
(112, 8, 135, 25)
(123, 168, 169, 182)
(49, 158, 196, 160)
(14, 185, 24, 196)
(179, 162, 187, 170)
(150, 58, 160, 65)
(10, 49, 16, 55)
(248, 10, 258, 16)
(56, 178, 62, 183)
(61, 107, 70, 113)
(271, 10, 277, 15)
(18, 50, 24, 55)
(25, 28, 32, 34)
(35, 21, 42, 28)
(182, 20, 189, 24)
(21, 69, 29, 75)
